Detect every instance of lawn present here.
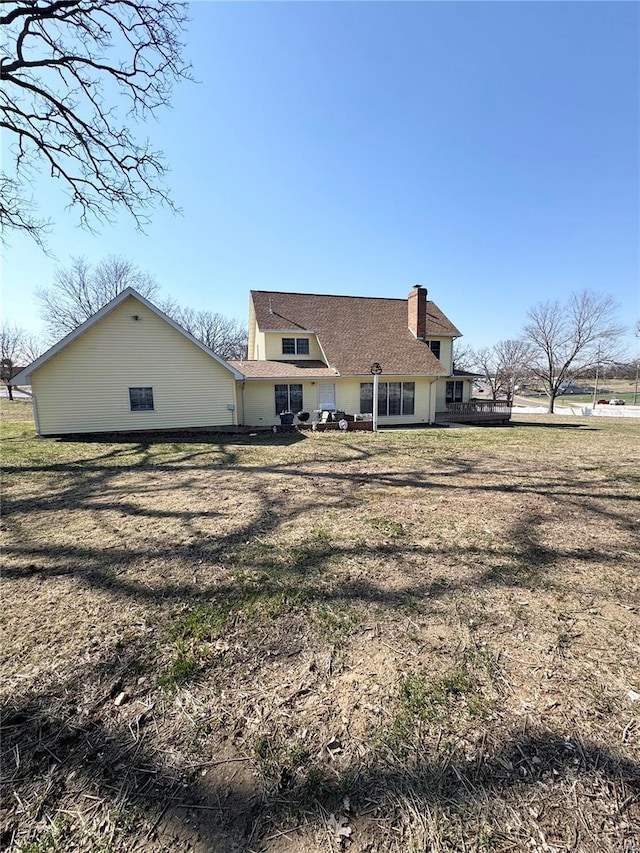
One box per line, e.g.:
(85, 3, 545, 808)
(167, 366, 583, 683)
(1, 399, 639, 852)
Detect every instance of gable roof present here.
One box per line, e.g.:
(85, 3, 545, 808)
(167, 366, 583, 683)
(251, 290, 461, 376)
(12, 288, 245, 385)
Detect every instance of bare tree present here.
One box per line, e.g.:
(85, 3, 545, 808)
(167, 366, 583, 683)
(474, 339, 533, 401)
(1, 0, 190, 247)
(452, 342, 476, 373)
(37, 255, 158, 340)
(166, 303, 248, 360)
(0, 322, 43, 398)
(522, 290, 625, 413)
(20, 332, 44, 365)
(1, 323, 22, 399)
(36, 256, 247, 358)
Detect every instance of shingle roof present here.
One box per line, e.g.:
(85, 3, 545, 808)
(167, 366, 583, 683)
(228, 360, 337, 379)
(250, 291, 461, 376)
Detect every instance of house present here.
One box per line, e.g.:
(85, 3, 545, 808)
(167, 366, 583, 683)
(12, 289, 243, 435)
(14, 284, 474, 435)
(230, 284, 470, 427)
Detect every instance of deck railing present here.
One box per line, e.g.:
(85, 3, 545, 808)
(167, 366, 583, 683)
(436, 399, 512, 425)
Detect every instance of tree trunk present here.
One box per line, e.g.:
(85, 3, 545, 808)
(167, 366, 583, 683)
(7, 384, 13, 401)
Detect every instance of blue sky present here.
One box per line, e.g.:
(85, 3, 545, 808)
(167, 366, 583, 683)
(2, 0, 639, 353)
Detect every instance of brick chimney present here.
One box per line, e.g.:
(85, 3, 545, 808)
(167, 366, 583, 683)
(407, 284, 428, 340)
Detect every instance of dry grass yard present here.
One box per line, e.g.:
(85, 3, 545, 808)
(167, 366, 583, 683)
(1, 399, 639, 853)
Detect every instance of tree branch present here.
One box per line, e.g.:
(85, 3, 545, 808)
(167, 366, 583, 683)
(1, 0, 191, 248)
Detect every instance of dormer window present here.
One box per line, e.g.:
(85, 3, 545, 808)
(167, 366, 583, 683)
(282, 337, 310, 355)
(428, 340, 441, 359)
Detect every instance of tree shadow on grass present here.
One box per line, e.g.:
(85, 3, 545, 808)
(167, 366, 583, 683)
(0, 642, 257, 852)
(5, 443, 638, 521)
(509, 419, 600, 431)
(54, 429, 308, 446)
(2, 497, 635, 605)
(2, 641, 638, 852)
(2, 453, 638, 610)
(266, 732, 640, 847)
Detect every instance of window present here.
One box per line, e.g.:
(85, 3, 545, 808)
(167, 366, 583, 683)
(446, 381, 464, 404)
(387, 382, 401, 416)
(275, 384, 303, 414)
(402, 382, 415, 416)
(360, 382, 415, 416)
(360, 382, 373, 414)
(282, 337, 310, 355)
(428, 340, 441, 360)
(129, 387, 154, 411)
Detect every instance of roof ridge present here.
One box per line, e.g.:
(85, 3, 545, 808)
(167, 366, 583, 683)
(251, 290, 409, 302)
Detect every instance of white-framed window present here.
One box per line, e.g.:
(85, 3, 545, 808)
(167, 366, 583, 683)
(446, 381, 464, 403)
(360, 382, 415, 416)
(129, 387, 154, 411)
(282, 337, 310, 355)
(275, 384, 303, 414)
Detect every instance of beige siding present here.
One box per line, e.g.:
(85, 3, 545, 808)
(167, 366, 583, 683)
(252, 330, 267, 360)
(440, 338, 454, 373)
(32, 296, 238, 435)
(242, 381, 274, 425)
(242, 376, 437, 426)
(243, 380, 326, 426)
(247, 300, 258, 359)
(434, 377, 472, 412)
(435, 380, 448, 412)
(264, 332, 324, 361)
(235, 381, 245, 425)
(242, 380, 318, 426)
(424, 338, 453, 372)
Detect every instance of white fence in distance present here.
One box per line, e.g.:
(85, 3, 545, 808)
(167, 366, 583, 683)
(513, 404, 640, 419)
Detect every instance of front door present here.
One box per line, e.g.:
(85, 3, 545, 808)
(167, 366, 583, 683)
(318, 383, 336, 411)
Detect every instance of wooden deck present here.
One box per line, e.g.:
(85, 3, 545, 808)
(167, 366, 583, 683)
(436, 400, 512, 425)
